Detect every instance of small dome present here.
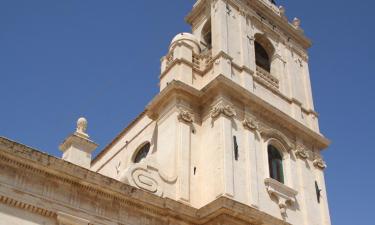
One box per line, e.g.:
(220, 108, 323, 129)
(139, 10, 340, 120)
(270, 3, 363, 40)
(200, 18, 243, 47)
(170, 32, 200, 53)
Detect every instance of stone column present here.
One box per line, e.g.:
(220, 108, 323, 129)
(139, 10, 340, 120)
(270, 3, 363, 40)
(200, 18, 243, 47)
(238, 10, 254, 92)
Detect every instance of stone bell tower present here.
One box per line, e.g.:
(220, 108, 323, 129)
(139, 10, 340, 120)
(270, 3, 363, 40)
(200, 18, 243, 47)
(91, 0, 331, 224)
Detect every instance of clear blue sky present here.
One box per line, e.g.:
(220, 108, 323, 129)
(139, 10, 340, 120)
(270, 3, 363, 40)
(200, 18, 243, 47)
(0, 0, 373, 224)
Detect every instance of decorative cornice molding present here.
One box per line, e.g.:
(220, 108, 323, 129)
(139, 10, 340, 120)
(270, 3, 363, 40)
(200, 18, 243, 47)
(146, 76, 330, 149)
(0, 195, 56, 218)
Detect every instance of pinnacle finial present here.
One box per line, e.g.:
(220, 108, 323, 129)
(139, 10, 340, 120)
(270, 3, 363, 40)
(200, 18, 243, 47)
(76, 117, 88, 136)
(293, 17, 301, 29)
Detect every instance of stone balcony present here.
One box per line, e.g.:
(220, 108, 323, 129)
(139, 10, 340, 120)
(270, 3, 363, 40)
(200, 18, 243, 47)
(254, 66, 280, 90)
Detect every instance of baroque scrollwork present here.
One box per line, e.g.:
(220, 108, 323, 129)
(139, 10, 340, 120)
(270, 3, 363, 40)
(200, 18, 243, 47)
(120, 156, 178, 197)
(243, 118, 259, 131)
(178, 109, 194, 123)
(211, 103, 236, 118)
(313, 156, 327, 170)
(294, 144, 309, 159)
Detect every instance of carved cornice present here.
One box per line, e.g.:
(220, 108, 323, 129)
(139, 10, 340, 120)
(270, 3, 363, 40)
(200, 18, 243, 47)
(146, 76, 330, 149)
(0, 195, 56, 218)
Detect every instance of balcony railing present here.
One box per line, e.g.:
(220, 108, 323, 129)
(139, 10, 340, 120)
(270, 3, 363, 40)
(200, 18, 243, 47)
(255, 66, 279, 90)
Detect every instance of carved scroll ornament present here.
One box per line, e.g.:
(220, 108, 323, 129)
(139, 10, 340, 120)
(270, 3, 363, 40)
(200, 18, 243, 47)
(211, 103, 236, 118)
(313, 157, 327, 170)
(294, 144, 309, 159)
(120, 156, 178, 197)
(178, 109, 194, 124)
(242, 118, 259, 131)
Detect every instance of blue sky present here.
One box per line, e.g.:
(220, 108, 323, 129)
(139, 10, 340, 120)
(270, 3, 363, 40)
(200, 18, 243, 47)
(0, 0, 374, 224)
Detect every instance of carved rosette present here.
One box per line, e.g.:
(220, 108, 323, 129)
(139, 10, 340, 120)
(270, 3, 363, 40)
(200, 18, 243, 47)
(294, 145, 309, 160)
(313, 157, 327, 170)
(242, 118, 258, 131)
(211, 103, 236, 119)
(178, 109, 194, 124)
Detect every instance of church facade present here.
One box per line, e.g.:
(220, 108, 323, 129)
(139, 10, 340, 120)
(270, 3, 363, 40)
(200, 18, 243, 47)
(0, 0, 331, 224)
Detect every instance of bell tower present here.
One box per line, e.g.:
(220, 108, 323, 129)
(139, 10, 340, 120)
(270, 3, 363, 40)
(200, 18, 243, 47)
(92, 1, 332, 225)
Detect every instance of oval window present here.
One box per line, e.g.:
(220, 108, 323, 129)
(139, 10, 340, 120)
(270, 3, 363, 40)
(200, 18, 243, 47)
(133, 142, 151, 163)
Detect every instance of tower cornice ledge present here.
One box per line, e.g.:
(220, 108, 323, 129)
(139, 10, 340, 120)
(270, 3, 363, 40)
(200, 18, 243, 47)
(147, 76, 330, 150)
(0, 136, 290, 225)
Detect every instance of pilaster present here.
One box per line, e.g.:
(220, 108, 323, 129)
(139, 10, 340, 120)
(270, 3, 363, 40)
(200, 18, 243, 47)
(210, 97, 236, 198)
(176, 107, 194, 203)
(243, 115, 260, 208)
(211, 0, 229, 56)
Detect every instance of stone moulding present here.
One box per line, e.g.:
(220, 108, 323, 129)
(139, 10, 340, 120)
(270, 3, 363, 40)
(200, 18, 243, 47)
(259, 127, 295, 152)
(264, 178, 298, 217)
(0, 195, 56, 218)
(0, 137, 291, 225)
(146, 76, 330, 150)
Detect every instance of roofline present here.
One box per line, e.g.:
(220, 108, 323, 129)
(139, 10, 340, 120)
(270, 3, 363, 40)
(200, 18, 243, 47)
(0, 136, 291, 225)
(91, 110, 147, 165)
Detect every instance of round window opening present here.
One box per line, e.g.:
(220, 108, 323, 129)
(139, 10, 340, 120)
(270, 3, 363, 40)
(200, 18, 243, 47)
(133, 142, 151, 163)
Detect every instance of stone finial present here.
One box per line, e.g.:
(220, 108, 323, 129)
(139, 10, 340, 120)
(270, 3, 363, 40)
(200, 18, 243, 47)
(59, 117, 98, 168)
(76, 117, 87, 133)
(279, 6, 285, 15)
(76, 117, 89, 138)
(292, 17, 301, 29)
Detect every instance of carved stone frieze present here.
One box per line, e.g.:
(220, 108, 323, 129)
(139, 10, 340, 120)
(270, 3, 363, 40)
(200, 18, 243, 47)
(178, 108, 194, 124)
(211, 103, 236, 119)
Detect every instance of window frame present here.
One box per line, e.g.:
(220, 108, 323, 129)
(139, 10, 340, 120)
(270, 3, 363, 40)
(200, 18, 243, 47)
(133, 142, 151, 164)
(268, 145, 284, 184)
